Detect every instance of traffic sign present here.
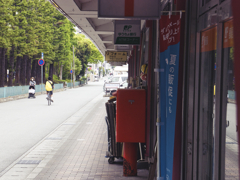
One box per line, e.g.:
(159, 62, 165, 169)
(70, 69, 73, 74)
(38, 59, 45, 66)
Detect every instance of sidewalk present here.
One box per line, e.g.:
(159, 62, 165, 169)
(0, 94, 149, 180)
(225, 136, 239, 179)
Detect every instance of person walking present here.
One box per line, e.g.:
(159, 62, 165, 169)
(28, 77, 36, 98)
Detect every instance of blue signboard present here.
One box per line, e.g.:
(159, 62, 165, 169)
(159, 15, 181, 180)
(70, 70, 73, 74)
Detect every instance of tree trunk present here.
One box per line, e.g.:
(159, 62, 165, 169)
(5, 53, 8, 86)
(56, 62, 60, 78)
(36, 63, 41, 84)
(0, 48, 3, 87)
(26, 56, 31, 84)
(21, 55, 27, 85)
(49, 63, 53, 81)
(53, 62, 56, 76)
(8, 46, 15, 86)
(31, 59, 37, 79)
(43, 64, 46, 83)
(60, 63, 63, 80)
(15, 56, 21, 86)
(0, 48, 6, 87)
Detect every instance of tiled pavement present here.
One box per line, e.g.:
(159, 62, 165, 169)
(225, 136, 239, 180)
(0, 94, 149, 180)
(1, 91, 238, 180)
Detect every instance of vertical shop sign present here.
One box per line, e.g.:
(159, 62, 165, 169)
(159, 15, 181, 180)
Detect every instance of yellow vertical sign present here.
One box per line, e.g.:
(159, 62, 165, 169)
(105, 51, 127, 62)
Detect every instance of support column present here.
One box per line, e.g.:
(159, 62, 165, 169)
(232, 1, 240, 178)
(123, 142, 137, 176)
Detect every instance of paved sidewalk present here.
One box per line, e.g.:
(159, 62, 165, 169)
(225, 136, 239, 179)
(0, 94, 149, 180)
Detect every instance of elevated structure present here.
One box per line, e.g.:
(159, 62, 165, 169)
(49, 0, 115, 56)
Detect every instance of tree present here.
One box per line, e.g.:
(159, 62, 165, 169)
(0, 0, 14, 87)
(87, 41, 104, 64)
(0, 0, 87, 86)
(75, 34, 92, 76)
(75, 34, 103, 77)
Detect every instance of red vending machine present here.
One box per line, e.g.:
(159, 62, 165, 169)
(116, 89, 146, 176)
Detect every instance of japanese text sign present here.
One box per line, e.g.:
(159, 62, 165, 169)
(201, 27, 217, 52)
(114, 20, 141, 45)
(159, 15, 181, 180)
(105, 51, 127, 62)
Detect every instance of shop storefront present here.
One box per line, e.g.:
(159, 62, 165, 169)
(183, 0, 238, 179)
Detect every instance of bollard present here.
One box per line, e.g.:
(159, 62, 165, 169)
(123, 142, 137, 176)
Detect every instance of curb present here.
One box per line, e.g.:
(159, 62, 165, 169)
(0, 84, 87, 103)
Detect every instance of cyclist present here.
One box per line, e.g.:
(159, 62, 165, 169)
(45, 77, 54, 102)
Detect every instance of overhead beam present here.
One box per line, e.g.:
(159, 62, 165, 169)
(67, 13, 98, 18)
(74, 0, 98, 11)
(100, 35, 113, 43)
(81, 0, 98, 11)
(95, 22, 114, 32)
(105, 44, 115, 50)
(86, 18, 96, 30)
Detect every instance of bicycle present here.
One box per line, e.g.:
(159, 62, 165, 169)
(47, 92, 51, 106)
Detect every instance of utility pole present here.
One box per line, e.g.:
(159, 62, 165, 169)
(73, 45, 75, 88)
(71, 61, 72, 89)
(41, 53, 43, 94)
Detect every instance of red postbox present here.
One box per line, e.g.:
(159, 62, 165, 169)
(116, 89, 146, 143)
(116, 89, 146, 176)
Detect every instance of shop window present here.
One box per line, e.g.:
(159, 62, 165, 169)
(199, 26, 217, 179)
(223, 19, 239, 179)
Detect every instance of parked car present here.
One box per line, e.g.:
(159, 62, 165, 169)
(109, 81, 128, 95)
(104, 76, 113, 83)
(109, 75, 128, 83)
(103, 75, 128, 93)
(120, 81, 128, 88)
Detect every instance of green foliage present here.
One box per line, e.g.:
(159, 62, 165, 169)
(102, 68, 106, 76)
(0, 0, 104, 86)
(0, 0, 14, 48)
(75, 34, 103, 76)
(80, 77, 87, 81)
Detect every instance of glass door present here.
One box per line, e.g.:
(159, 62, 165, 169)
(223, 19, 239, 179)
(198, 26, 217, 180)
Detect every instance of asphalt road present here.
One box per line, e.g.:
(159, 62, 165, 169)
(0, 80, 104, 174)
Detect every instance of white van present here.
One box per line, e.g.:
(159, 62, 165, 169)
(103, 75, 128, 93)
(109, 75, 128, 83)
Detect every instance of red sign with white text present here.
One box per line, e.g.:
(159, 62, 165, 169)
(159, 15, 181, 52)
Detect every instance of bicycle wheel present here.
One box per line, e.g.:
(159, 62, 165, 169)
(48, 93, 51, 106)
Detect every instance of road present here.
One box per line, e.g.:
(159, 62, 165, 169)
(0, 80, 104, 174)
